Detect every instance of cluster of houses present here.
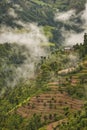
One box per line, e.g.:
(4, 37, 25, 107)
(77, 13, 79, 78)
(40, 33, 87, 61)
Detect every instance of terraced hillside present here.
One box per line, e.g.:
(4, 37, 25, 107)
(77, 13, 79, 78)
(40, 60, 87, 130)
(14, 45, 87, 130)
(57, 59, 87, 99)
(0, 46, 87, 129)
(15, 60, 87, 129)
(17, 91, 83, 118)
(0, 1, 87, 130)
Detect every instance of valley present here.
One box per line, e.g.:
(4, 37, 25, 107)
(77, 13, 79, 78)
(0, 0, 87, 130)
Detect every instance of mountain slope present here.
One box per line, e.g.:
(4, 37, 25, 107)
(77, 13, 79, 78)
(0, 0, 86, 26)
(0, 42, 87, 130)
(0, 1, 87, 130)
(0, 0, 86, 46)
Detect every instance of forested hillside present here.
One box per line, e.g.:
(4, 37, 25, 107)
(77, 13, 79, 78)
(0, 35, 87, 130)
(0, 0, 86, 45)
(0, 0, 87, 130)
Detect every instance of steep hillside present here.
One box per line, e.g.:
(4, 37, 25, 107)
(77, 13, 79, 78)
(0, 0, 86, 26)
(0, 40, 87, 129)
(0, 0, 86, 45)
(0, 43, 27, 92)
(0, 1, 87, 130)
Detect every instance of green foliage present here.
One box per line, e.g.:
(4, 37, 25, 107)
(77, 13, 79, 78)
(26, 114, 42, 130)
(0, 112, 24, 130)
(58, 104, 87, 130)
(0, 0, 86, 46)
(73, 43, 87, 59)
(0, 29, 87, 130)
(0, 43, 26, 91)
(66, 84, 85, 99)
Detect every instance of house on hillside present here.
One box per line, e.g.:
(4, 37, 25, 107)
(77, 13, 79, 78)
(63, 46, 73, 53)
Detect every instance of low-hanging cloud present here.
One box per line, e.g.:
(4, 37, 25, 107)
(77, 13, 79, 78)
(0, 23, 49, 56)
(0, 22, 50, 88)
(55, 3, 87, 45)
(65, 3, 87, 45)
(8, 8, 18, 18)
(61, 29, 84, 45)
(55, 9, 76, 22)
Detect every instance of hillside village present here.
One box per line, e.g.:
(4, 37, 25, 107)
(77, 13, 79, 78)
(15, 33, 87, 130)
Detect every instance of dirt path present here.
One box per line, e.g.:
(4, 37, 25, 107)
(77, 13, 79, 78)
(46, 118, 67, 130)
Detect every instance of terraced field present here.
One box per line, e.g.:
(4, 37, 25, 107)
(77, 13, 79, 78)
(17, 83, 83, 119)
(16, 60, 87, 129)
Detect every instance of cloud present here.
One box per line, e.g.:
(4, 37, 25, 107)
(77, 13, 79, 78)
(0, 23, 49, 56)
(55, 3, 87, 45)
(0, 22, 50, 87)
(66, 3, 87, 45)
(61, 28, 84, 45)
(55, 9, 76, 22)
(8, 8, 18, 18)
